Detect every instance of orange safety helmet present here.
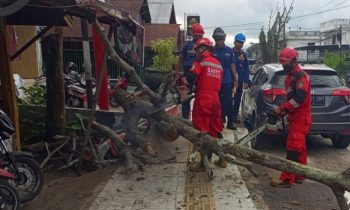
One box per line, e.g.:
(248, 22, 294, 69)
(194, 38, 213, 51)
(278, 48, 299, 65)
(191, 23, 204, 36)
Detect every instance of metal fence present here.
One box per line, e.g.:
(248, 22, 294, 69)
(63, 49, 145, 79)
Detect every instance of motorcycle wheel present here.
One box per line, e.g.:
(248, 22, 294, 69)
(0, 178, 20, 210)
(6, 156, 43, 203)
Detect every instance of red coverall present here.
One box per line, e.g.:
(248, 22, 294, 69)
(191, 51, 223, 138)
(279, 64, 312, 184)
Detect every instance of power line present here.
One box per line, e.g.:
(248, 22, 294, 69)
(204, 21, 265, 29)
(329, 0, 349, 10)
(313, 0, 344, 12)
(291, 5, 350, 20)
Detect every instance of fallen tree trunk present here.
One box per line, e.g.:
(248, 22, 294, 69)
(157, 113, 350, 209)
(93, 18, 350, 210)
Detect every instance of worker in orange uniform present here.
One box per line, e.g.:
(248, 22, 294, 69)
(271, 48, 312, 187)
(187, 38, 225, 170)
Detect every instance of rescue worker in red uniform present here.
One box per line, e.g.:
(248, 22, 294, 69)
(175, 23, 204, 119)
(187, 38, 224, 170)
(271, 48, 312, 188)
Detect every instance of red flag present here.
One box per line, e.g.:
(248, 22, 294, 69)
(92, 25, 109, 110)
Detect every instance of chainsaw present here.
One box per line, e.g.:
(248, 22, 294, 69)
(234, 110, 286, 146)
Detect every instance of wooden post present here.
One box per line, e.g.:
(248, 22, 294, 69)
(80, 18, 93, 108)
(78, 24, 115, 171)
(41, 27, 66, 139)
(0, 17, 21, 151)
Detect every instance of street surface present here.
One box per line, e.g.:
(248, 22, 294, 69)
(90, 130, 257, 210)
(242, 133, 350, 210)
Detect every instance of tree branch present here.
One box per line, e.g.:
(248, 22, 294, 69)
(93, 19, 161, 104)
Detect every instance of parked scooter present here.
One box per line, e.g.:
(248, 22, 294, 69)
(0, 168, 21, 210)
(34, 62, 93, 108)
(0, 110, 44, 203)
(64, 62, 89, 108)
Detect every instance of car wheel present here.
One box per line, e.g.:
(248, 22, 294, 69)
(250, 113, 268, 150)
(331, 135, 350, 149)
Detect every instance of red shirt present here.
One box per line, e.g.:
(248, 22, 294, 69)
(280, 64, 312, 122)
(190, 51, 223, 94)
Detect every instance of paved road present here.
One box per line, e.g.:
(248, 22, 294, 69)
(241, 134, 350, 210)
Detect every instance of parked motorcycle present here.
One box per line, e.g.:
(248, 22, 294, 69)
(0, 110, 44, 203)
(0, 168, 21, 210)
(34, 62, 93, 108)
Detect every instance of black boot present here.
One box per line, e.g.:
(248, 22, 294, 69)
(226, 121, 237, 130)
(217, 132, 224, 139)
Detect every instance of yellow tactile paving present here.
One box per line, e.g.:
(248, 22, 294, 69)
(184, 143, 216, 210)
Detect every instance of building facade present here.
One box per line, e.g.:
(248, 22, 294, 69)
(286, 31, 323, 48)
(320, 19, 350, 45)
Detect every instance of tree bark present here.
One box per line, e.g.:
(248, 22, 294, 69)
(42, 28, 66, 139)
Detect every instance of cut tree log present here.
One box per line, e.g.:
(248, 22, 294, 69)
(93, 18, 350, 210)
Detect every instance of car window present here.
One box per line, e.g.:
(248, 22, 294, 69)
(305, 70, 343, 88)
(251, 67, 267, 86)
(251, 68, 262, 86)
(271, 70, 342, 88)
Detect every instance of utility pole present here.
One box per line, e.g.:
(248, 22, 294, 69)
(337, 25, 342, 68)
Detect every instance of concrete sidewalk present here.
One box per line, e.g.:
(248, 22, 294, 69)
(89, 128, 257, 210)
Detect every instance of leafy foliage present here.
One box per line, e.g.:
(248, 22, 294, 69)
(66, 113, 86, 133)
(150, 37, 178, 73)
(324, 52, 350, 77)
(20, 84, 46, 105)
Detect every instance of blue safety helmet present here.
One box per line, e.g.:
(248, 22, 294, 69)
(235, 33, 246, 42)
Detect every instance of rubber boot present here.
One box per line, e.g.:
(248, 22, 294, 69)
(189, 161, 205, 171)
(214, 158, 227, 168)
(270, 178, 293, 188)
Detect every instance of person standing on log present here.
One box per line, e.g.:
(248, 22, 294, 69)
(175, 23, 204, 119)
(187, 38, 224, 170)
(271, 48, 312, 188)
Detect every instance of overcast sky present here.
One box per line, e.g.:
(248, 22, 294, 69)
(174, 0, 350, 48)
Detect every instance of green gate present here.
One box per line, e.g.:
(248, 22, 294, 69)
(62, 49, 144, 80)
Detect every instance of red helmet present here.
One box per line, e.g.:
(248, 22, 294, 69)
(278, 48, 299, 65)
(191, 23, 204, 36)
(194, 38, 213, 51)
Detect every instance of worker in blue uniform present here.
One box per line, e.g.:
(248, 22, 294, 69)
(212, 27, 238, 130)
(232, 33, 249, 124)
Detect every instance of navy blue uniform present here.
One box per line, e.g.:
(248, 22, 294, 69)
(232, 49, 249, 122)
(179, 40, 196, 119)
(213, 45, 235, 124)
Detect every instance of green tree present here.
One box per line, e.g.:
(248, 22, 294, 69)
(259, 27, 270, 64)
(324, 52, 350, 77)
(150, 37, 178, 73)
